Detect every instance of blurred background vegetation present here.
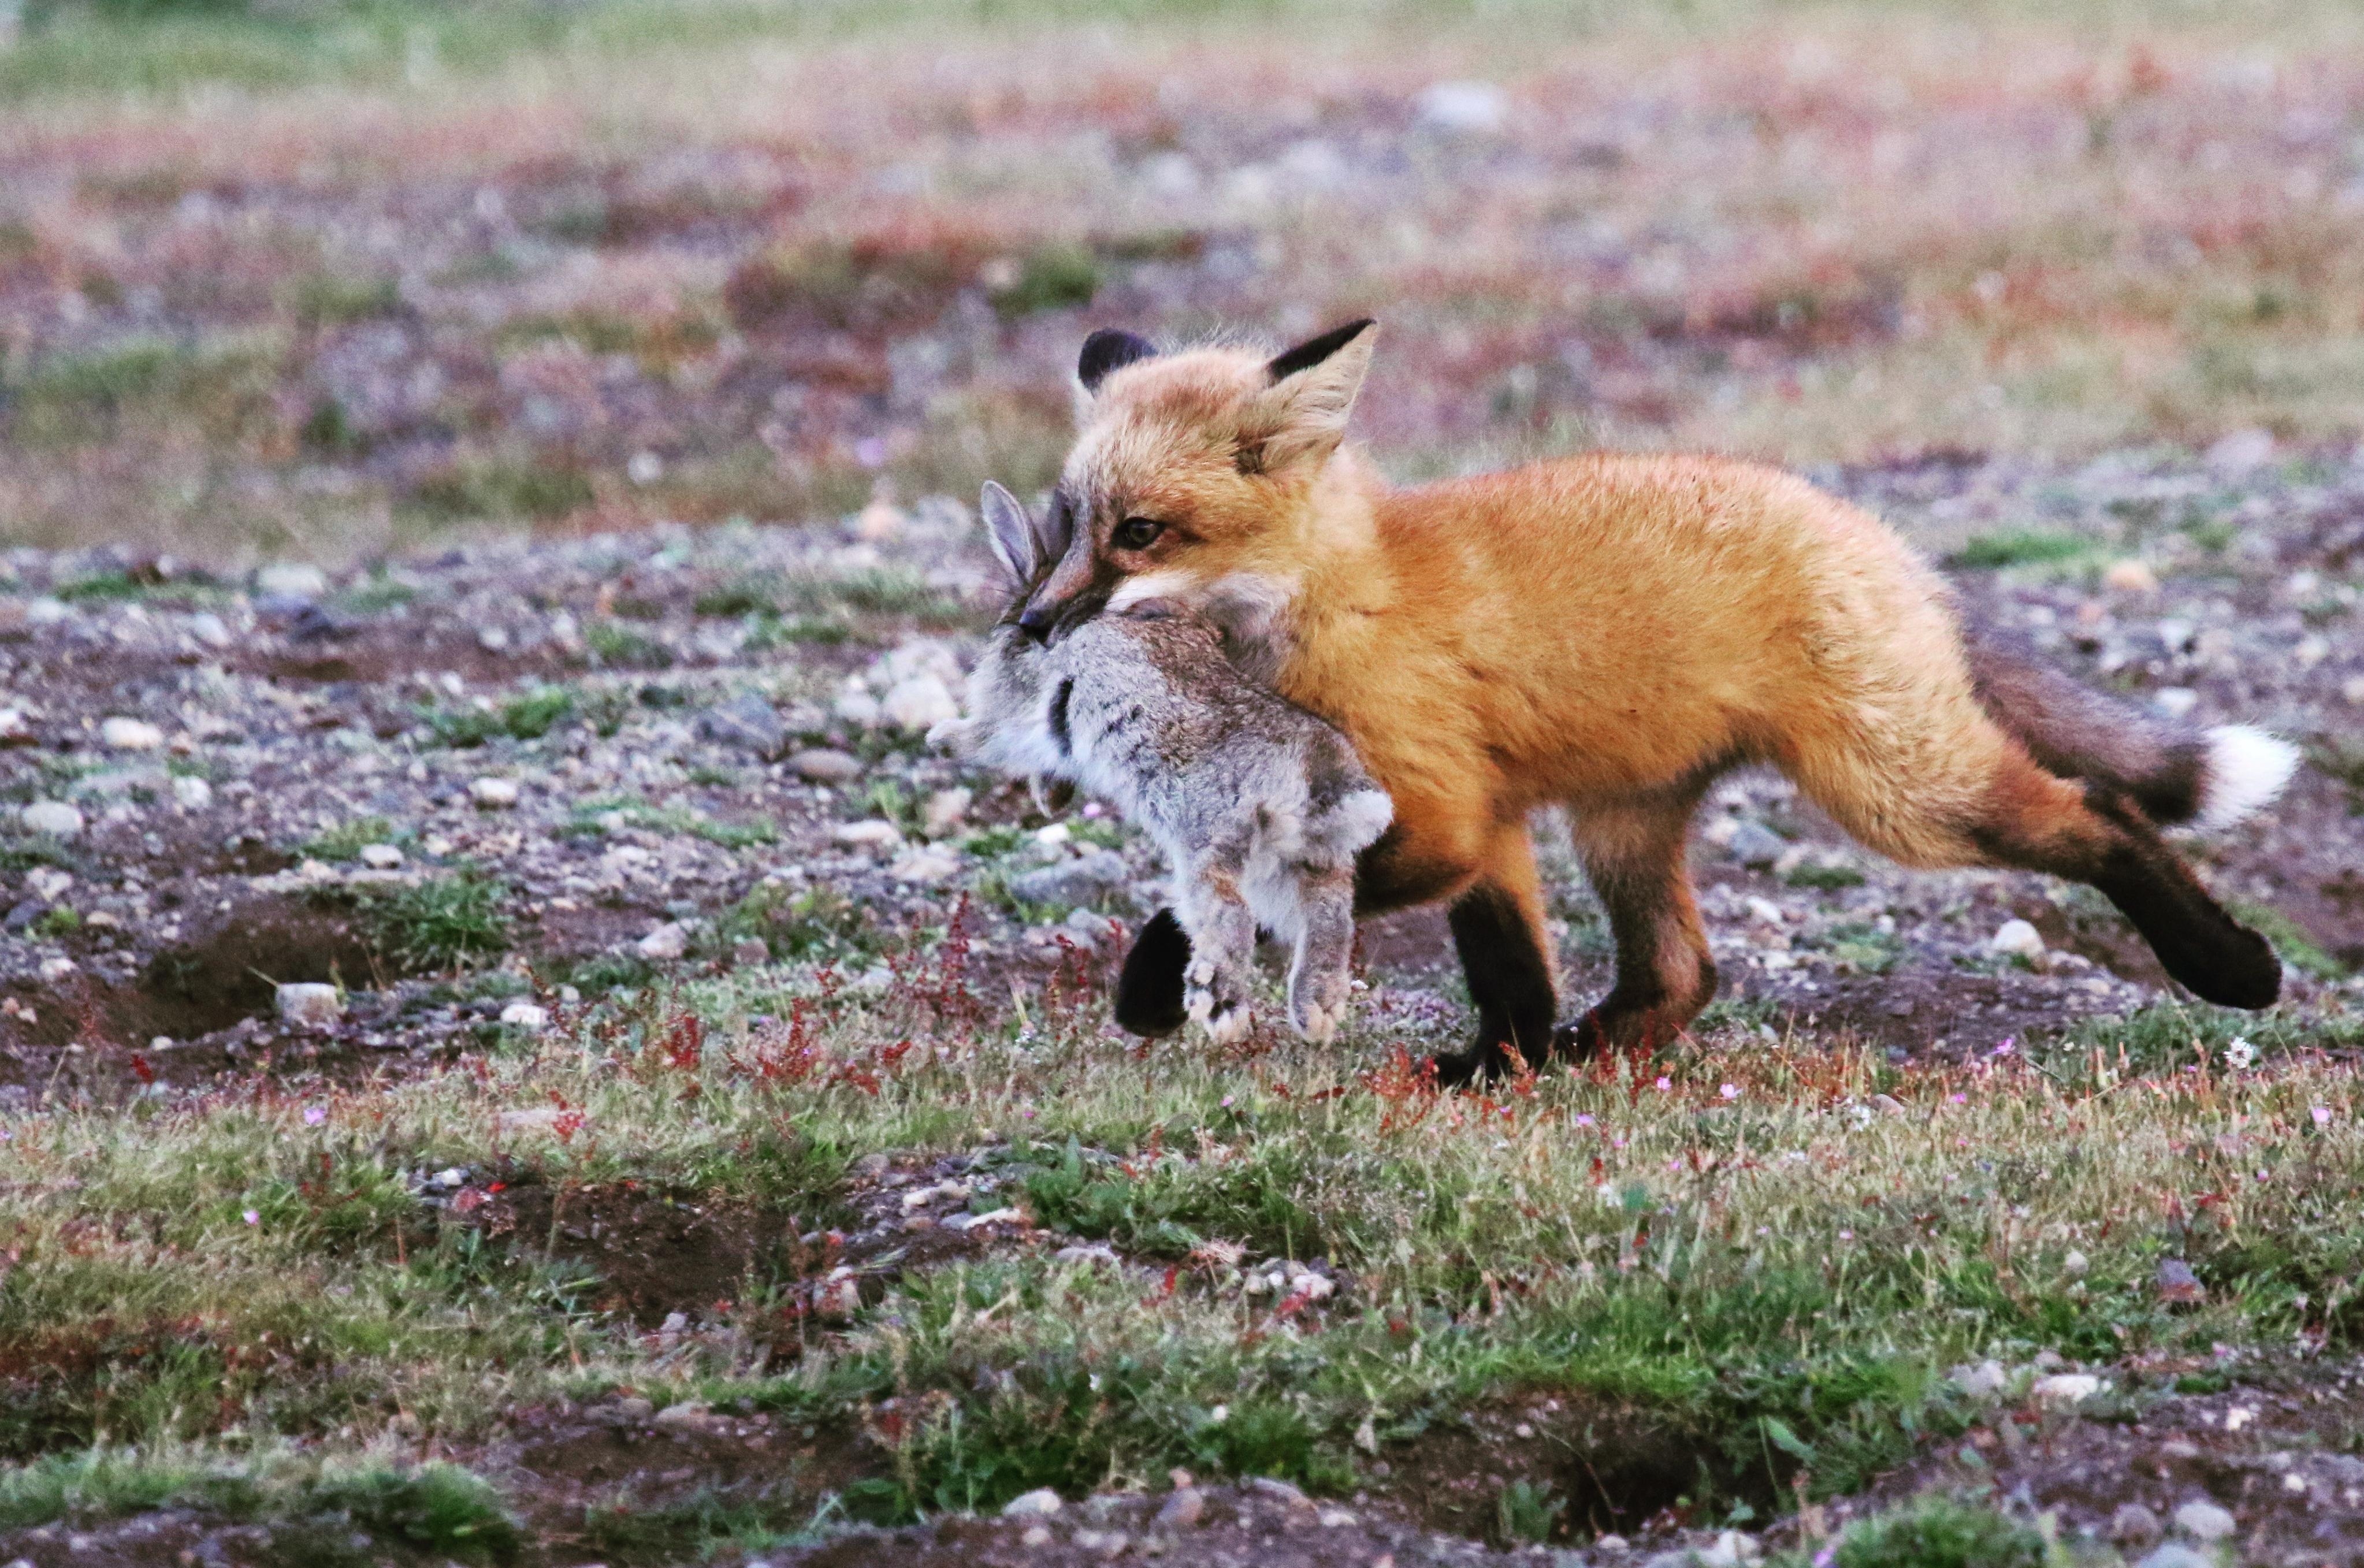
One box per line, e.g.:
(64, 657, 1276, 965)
(2, 0, 2361, 562)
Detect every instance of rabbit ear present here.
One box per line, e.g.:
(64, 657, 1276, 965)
(979, 481, 1037, 586)
(1031, 486, 1075, 570)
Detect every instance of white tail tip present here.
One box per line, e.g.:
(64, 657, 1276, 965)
(2196, 724, 2300, 831)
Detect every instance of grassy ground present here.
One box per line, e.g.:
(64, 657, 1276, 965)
(6, 0, 2364, 562)
(3, 937, 2359, 1559)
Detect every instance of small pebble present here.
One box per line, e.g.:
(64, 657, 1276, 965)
(19, 801, 83, 838)
(1002, 1487, 1063, 1519)
(790, 748, 865, 783)
(100, 716, 164, 750)
(1988, 919, 2045, 962)
(277, 983, 343, 1027)
(2171, 1499, 2236, 1541)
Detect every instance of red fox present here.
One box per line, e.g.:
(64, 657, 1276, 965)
(1019, 320, 2300, 1082)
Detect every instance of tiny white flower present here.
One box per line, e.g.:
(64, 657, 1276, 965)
(2223, 1036, 2257, 1071)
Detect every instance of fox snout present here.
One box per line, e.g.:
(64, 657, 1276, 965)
(1016, 541, 1104, 642)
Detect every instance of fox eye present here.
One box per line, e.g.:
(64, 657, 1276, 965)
(1112, 517, 1165, 551)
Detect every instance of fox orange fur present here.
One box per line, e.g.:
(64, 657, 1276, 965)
(1020, 321, 2299, 1080)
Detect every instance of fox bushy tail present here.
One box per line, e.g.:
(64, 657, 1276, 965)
(1965, 633, 2298, 830)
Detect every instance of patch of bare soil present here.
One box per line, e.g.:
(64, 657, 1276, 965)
(1816, 1363, 2364, 1563)
(0, 1514, 457, 1568)
(467, 1179, 812, 1327)
(770, 1476, 1536, 1568)
(491, 1398, 876, 1566)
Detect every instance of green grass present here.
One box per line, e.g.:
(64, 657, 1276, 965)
(584, 620, 674, 671)
(407, 460, 594, 526)
(355, 870, 510, 971)
(2233, 900, 2350, 983)
(299, 814, 400, 863)
(1, 335, 280, 449)
(0, 1447, 514, 1558)
(560, 796, 778, 850)
(1788, 1495, 2050, 1568)
(422, 686, 577, 747)
(1943, 529, 2098, 571)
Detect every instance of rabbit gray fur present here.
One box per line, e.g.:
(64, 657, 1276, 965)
(930, 482, 1392, 1043)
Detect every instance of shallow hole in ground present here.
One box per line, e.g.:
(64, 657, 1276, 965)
(1376, 1391, 1728, 1545)
(135, 898, 391, 1036)
(464, 1178, 831, 1328)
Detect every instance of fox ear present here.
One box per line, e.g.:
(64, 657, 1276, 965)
(1077, 329, 1157, 394)
(979, 481, 1037, 586)
(1248, 318, 1376, 474)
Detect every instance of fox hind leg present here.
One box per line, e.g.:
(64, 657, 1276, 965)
(1559, 785, 1719, 1062)
(1967, 752, 2280, 1008)
(1789, 691, 2281, 1010)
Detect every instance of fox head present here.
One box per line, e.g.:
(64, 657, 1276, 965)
(1011, 319, 1378, 657)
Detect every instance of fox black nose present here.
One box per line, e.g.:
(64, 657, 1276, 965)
(1016, 603, 1055, 639)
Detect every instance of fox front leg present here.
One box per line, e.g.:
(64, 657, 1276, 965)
(1285, 864, 1358, 1043)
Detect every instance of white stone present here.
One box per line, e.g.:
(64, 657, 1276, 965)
(499, 1002, 549, 1031)
(1415, 80, 1509, 135)
(36, 957, 76, 982)
(188, 611, 232, 648)
(2172, 1499, 2237, 1541)
(923, 787, 971, 837)
(359, 844, 404, 870)
(277, 982, 343, 1027)
(1002, 1487, 1064, 1519)
(26, 867, 70, 901)
(790, 748, 864, 783)
(1988, 919, 2046, 961)
(2103, 559, 2159, 593)
(469, 777, 520, 808)
(832, 819, 903, 848)
(2031, 1373, 2102, 1406)
(19, 801, 82, 838)
(170, 775, 213, 810)
(99, 717, 164, 750)
(2154, 687, 2199, 719)
(255, 562, 328, 598)
(2204, 428, 2275, 472)
(627, 451, 664, 486)
(890, 850, 960, 885)
(1949, 1359, 2008, 1399)
(880, 673, 959, 732)
(833, 690, 882, 727)
(25, 597, 67, 626)
(637, 923, 689, 960)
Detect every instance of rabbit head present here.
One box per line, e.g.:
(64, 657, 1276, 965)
(927, 482, 1074, 790)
